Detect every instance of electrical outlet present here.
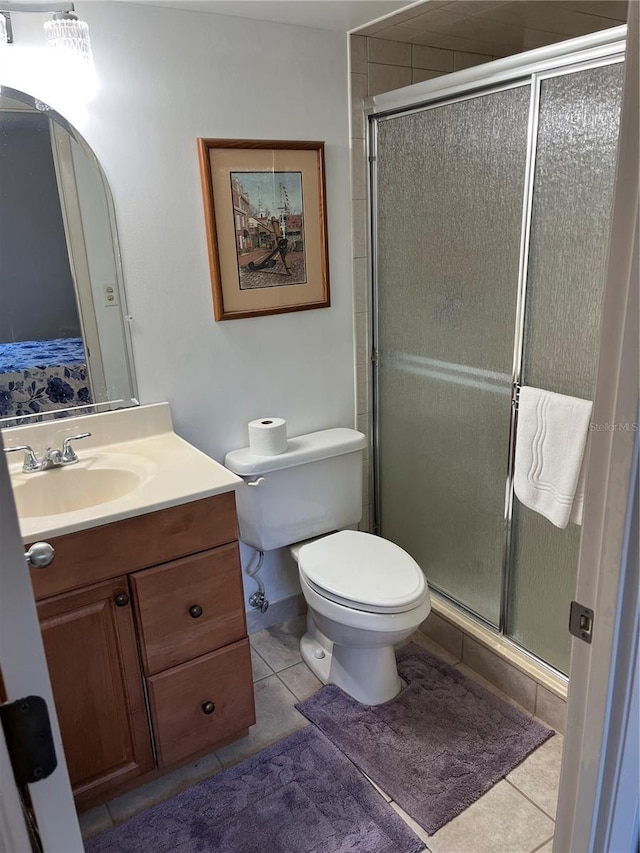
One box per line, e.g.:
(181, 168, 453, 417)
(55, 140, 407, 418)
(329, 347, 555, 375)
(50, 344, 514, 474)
(103, 283, 118, 307)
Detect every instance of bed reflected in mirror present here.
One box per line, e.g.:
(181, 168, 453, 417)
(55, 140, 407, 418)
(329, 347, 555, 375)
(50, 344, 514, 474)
(0, 87, 137, 428)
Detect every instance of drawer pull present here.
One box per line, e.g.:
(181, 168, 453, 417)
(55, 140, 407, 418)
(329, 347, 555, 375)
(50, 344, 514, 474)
(201, 701, 215, 715)
(114, 592, 130, 607)
(189, 604, 203, 619)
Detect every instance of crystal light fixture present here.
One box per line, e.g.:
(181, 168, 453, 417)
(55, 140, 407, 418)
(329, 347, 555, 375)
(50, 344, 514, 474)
(0, 4, 92, 63)
(44, 10, 92, 64)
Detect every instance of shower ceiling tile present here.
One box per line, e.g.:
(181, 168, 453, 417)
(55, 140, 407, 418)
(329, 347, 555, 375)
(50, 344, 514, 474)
(365, 24, 426, 42)
(477, 1, 623, 35)
(409, 29, 519, 55)
(393, 7, 468, 34)
(556, 0, 628, 18)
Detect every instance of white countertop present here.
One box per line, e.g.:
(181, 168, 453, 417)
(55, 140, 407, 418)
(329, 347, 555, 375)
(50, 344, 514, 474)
(3, 403, 241, 542)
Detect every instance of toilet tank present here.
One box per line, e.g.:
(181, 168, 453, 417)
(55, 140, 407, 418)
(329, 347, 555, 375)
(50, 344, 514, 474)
(224, 428, 366, 552)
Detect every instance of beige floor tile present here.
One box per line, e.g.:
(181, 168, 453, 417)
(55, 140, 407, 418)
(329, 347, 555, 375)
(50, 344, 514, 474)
(390, 801, 432, 847)
(215, 675, 308, 767)
(249, 615, 306, 671)
(535, 839, 554, 852)
(277, 661, 323, 701)
(250, 647, 272, 681)
(106, 751, 222, 823)
(454, 662, 533, 716)
(507, 734, 564, 819)
(78, 804, 112, 839)
(428, 780, 554, 853)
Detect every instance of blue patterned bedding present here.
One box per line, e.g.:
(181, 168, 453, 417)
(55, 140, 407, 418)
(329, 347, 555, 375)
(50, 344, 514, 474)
(0, 337, 87, 372)
(0, 337, 93, 425)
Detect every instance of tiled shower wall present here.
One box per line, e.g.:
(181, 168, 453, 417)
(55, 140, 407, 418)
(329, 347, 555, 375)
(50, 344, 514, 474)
(350, 35, 494, 533)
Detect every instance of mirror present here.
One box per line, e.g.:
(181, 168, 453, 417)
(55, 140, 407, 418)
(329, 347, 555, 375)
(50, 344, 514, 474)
(0, 87, 137, 428)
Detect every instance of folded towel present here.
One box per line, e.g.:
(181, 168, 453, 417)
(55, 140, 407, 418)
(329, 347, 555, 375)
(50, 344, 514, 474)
(514, 387, 592, 528)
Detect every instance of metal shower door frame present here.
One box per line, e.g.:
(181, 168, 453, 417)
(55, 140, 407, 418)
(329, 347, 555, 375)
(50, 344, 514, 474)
(367, 28, 627, 658)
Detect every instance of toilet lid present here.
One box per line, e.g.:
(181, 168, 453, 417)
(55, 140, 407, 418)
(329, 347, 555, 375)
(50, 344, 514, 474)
(298, 530, 427, 613)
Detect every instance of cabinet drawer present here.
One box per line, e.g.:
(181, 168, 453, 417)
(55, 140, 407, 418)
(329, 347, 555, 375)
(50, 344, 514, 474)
(30, 492, 238, 600)
(131, 544, 246, 675)
(147, 639, 255, 767)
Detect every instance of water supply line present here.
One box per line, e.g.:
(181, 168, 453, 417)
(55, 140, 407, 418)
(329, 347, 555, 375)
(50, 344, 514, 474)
(246, 549, 269, 613)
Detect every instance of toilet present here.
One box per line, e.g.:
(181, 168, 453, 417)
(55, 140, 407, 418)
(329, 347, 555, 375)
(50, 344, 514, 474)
(224, 428, 431, 705)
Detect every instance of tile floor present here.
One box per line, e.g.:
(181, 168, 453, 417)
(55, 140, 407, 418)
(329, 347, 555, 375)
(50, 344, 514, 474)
(80, 616, 562, 853)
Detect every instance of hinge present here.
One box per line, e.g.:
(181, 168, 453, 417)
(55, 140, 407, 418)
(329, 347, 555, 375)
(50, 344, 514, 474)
(512, 382, 521, 411)
(368, 155, 377, 163)
(371, 349, 378, 365)
(0, 696, 57, 785)
(569, 601, 594, 644)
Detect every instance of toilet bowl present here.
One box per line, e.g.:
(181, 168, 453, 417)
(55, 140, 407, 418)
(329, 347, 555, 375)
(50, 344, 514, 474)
(224, 427, 432, 706)
(291, 529, 431, 705)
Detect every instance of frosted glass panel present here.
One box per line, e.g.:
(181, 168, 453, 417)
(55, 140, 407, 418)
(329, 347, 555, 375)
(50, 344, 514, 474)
(376, 87, 530, 625)
(508, 64, 624, 672)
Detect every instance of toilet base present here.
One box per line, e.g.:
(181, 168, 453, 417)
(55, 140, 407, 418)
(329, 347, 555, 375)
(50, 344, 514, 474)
(300, 622, 402, 706)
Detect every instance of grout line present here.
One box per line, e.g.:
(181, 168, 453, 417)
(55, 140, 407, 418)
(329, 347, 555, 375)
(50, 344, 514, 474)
(504, 777, 558, 823)
(529, 833, 555, 853)
(274, 670, 306, 705)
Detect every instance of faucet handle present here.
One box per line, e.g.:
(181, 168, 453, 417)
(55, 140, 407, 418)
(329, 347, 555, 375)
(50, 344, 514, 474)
(4, 444, 41, 473)
(61, 432, 92, 464)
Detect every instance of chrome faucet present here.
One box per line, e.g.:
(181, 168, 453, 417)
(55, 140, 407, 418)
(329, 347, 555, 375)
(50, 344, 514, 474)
(4, 432, 92, 472)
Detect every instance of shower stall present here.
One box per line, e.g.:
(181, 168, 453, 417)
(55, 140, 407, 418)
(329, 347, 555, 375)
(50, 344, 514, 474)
(369, 30, 626, 676)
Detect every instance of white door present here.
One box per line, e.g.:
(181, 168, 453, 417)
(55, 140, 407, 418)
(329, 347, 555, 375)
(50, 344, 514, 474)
(0, 436, 82, 852)
(554, 3, 639, 850)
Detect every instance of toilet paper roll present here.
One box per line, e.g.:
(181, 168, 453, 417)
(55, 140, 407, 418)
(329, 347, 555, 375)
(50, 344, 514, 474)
(248, 418, 288, 456)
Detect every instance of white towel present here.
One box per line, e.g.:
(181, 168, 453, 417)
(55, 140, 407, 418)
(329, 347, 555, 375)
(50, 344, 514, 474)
(514, 387, 592, 529)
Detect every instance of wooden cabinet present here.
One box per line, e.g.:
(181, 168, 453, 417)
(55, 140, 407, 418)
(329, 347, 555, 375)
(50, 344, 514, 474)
(29, 492, 255, 810)
(37, 578, 154, 803)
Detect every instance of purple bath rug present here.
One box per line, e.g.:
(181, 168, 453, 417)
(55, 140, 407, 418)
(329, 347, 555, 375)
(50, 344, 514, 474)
(296, 643, 553, 835)
(84, 726, 425, 853)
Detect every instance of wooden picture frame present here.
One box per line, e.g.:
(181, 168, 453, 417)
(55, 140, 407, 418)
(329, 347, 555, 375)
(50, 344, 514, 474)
(198, 139, 330, 321)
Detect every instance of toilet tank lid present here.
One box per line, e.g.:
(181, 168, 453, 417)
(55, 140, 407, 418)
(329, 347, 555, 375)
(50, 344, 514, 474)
(224, 428, 366, 476)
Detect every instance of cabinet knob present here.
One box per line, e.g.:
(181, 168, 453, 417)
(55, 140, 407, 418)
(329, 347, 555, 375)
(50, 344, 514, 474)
(114, 592, 130, 607)
(189, 604, 203, 619)
(25, 542, 55, 569)
(201, 701, 215, 715)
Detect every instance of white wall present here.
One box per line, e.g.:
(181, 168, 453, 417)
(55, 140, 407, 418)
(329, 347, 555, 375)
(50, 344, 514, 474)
(1, 2, 355, 608)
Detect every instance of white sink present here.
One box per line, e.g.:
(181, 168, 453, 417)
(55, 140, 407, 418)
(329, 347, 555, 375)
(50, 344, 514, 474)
(13, 466, 143, 517)
(4, 402, 241, 541)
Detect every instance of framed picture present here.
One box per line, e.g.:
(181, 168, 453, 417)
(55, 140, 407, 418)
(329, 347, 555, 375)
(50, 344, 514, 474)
(198, 139, 330, 321)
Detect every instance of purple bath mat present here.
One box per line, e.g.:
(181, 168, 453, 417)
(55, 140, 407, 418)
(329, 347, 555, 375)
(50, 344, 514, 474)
(84, 726, 425, 853)
(296, 643, 553, 835)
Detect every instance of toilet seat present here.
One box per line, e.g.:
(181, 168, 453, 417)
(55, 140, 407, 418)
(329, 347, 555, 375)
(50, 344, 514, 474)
(297, 530, 428, 615)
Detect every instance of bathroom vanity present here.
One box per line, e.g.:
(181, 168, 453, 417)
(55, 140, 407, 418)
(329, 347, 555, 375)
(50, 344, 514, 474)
(6, 404, 255, 810)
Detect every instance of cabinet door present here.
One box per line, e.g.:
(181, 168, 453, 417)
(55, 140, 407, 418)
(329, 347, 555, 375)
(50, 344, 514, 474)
(37, 577, 154, 807)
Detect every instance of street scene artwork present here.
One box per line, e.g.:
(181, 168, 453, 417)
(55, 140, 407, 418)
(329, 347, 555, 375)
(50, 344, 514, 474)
(230, 171, 307, 290)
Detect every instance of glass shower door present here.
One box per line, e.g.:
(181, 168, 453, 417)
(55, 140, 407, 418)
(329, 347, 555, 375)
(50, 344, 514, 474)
(375, 86, 531, 625)
(507, 62, 624, 672)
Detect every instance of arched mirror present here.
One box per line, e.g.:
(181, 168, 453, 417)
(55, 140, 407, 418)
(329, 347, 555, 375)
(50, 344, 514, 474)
(0, 87, 137, 427)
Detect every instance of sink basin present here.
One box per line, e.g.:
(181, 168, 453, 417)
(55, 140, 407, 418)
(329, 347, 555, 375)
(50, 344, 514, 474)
(13, 466, 143, 518)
